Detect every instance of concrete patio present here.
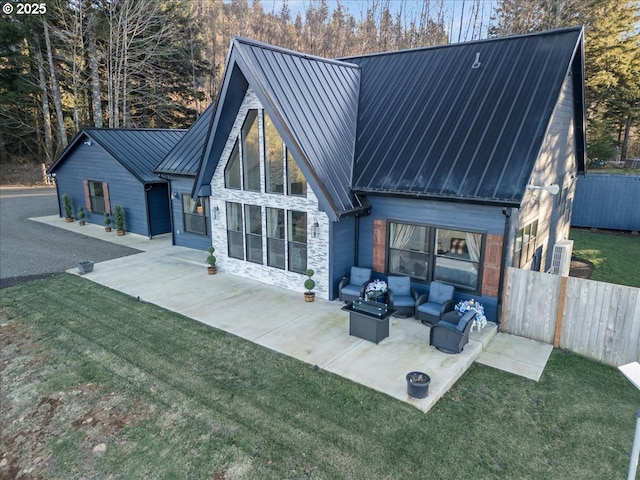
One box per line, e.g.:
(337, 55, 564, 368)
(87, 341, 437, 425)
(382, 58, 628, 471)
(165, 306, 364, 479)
(33, 215, 554, 413)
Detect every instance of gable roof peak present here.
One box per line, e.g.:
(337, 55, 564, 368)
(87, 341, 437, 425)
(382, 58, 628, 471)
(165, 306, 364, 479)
(232, 36, 360, 70)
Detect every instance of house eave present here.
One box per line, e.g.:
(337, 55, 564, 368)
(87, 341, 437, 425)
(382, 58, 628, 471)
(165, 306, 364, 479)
(352, 188, 521, 209)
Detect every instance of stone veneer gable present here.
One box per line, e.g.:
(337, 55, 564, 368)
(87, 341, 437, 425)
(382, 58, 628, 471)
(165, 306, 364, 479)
(209, 89, 330, 299)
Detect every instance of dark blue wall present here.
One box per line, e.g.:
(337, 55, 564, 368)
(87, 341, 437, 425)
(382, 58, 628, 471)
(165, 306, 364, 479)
(328, 215, 357, 300)
(572, 174, 640, 231)
(355, 195, 505, 321)
(166, 175, 212, 251)
(147, 183, 171, 236)
(54, 140, 151, 236)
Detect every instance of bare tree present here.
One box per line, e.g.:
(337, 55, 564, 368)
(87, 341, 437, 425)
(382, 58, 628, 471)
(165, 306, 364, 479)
(42, 16, 68, 148)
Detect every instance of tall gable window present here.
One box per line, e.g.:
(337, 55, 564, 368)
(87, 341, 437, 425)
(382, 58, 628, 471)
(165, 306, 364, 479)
(244, 204, 263, 264)
(267, 207, 285, 269)
(242, 110, 260, 191)
(288, 210, 307, 273)
(224, 140, 241, 189)
(287, 149, 306, 196)
(513, 220, 538, 268)
(264, 113, 284, 194)
(226, 202, 244, 259)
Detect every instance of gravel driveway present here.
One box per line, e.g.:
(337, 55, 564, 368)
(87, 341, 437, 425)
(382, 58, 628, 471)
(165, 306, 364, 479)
(0, 187, 140, 289)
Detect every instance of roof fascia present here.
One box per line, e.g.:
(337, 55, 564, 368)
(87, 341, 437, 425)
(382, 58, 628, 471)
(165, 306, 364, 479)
(352, 188, 521, 209)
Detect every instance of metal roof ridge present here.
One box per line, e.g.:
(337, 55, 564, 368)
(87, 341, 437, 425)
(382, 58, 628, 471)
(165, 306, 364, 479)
(232, 36, 361, 70)
(340, 25, 584, 61)
(84, 127, 187, 133)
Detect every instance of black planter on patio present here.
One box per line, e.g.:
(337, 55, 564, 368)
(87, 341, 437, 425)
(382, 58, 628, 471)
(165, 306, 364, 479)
(406, 371, 431, 398)
(77, 260, 94, 274)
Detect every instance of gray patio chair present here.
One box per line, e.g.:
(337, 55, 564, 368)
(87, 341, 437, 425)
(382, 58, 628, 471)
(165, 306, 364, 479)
(387, 275, 416, 317)
(429, 310, 476, 354)
(415, 281, 455, 325)
(339, 267, 372, 302)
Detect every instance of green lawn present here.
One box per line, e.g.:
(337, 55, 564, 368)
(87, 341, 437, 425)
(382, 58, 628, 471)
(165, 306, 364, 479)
(1, 274, 638, 479)
(570, 228, 640, 287)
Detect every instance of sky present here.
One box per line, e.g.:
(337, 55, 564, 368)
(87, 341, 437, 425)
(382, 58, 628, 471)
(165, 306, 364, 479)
(262, 0, 499, 42)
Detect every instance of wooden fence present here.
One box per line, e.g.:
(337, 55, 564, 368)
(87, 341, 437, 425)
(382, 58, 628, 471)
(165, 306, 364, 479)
(502, 267, 640, 366)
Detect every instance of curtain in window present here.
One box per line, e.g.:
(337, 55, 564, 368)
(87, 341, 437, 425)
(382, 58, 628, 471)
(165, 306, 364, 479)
(465, 232, 481, 262)
(390, 223, 415, 249)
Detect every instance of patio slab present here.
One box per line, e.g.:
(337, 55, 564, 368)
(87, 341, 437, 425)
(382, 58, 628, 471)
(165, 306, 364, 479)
(37, 214, 549, 412)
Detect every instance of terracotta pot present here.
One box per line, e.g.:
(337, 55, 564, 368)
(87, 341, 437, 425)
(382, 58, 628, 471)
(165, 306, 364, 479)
(116, 230, 125, 236)
(105, 227, 112, 232)
(79, 221, 86, 226)
(207, 266, 217, 275)
(304, 292, 315, 302)
(65, 217, 74, 223)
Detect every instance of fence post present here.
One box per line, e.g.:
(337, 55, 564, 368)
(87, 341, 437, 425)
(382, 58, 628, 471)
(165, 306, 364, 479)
(553, 275, 568, 348)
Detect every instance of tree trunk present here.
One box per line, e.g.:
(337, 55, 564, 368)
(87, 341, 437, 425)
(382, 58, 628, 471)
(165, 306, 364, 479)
(620, 113, 634, 163)
(33, 42, 54, 164)
(42, 17, 68, 149)
(87, 18, 103, 127)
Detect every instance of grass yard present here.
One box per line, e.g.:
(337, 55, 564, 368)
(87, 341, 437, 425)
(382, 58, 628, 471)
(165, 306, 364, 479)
(570, 228, 640, 288)
(1, 274, 638, 479)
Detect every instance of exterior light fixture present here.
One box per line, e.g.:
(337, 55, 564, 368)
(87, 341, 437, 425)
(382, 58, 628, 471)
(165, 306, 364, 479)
(526, 183, 560, 195)
(213, 205, 220, 220)
(312, 219, 319, 238)
(171, 191, 179, 200)
(619, 362, 640, 480)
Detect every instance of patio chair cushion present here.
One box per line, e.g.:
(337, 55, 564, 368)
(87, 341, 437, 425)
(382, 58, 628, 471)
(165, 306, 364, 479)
(417, 301, 443, 317)
(340, 284, 362, 298)
(429, 281, 455, 305)
(349, 267, 372, 287)
(387, 276, 411, 295)
(392, 295, 416, 307)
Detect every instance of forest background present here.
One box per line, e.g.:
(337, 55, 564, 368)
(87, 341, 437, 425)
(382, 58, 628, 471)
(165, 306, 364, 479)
(0, 0, 638, 170)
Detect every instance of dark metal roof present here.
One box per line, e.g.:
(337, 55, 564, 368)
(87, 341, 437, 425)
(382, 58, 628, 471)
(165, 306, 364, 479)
(156, 104, 215, 176)
(50, 128, 185, 184)
(344, 26, 584, 206)
(195, 37, 362, 220)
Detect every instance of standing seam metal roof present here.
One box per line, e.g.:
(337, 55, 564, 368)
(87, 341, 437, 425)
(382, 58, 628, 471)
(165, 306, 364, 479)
(50, 128, 186, 184)
(345, 27, 584, 205)
(156, 104, 215, 176)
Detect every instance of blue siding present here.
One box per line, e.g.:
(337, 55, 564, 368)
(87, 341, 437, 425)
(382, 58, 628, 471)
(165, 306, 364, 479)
(54, 141, 150, 236)
(572, 175, 640, 231)
(147, 183, 171, 236)
(356, 195, 504, 321)
(328, 216, 357, 300)
(167, 175, 212, 250)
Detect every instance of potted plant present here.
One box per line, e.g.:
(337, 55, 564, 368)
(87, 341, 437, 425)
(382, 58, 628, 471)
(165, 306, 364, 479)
(304, 269, 315, 302)
(103, 212, 112, 232)
(114, 204, 125, 235)
(206, 246, 217, 274)
(62, 193, 74, 222)
(77, 206, 86, 226)
(406, 371, 431, 398)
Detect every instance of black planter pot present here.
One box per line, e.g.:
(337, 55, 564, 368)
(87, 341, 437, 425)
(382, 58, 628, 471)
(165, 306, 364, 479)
(78, 261, 94, 274)
(406, 371, 431, 398)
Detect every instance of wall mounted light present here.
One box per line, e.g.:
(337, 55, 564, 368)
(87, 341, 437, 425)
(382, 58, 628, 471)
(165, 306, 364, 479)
(526, 183, 560, 195)
(312, 219, 319, 238)
(83, 140, 92, 146)
(213, 205, 220, 220)
(171, 191, 179, 200)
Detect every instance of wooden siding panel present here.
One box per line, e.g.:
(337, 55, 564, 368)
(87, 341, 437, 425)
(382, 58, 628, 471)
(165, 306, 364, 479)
(55, 142, 149, 236)
(103, 182, 111, 214)
(372, 219, 386, 273)
(482, 234, 502, 296)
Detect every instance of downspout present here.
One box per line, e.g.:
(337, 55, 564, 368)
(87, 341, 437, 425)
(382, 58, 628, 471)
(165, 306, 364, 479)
(354, 215, 359, 266)
(497, 207, 512, 327)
